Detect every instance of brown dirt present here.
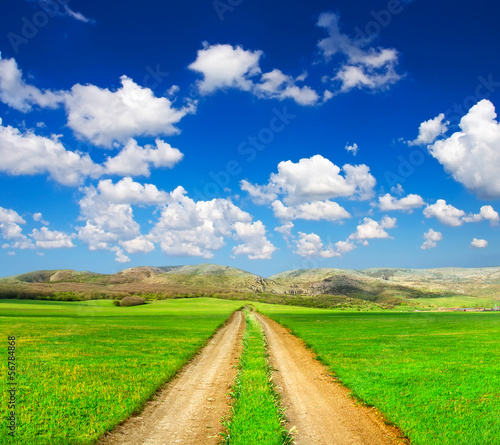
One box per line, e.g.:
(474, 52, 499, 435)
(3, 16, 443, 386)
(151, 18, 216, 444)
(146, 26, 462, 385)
(255, 312, 409, 445)
(99, 311, 244, 445)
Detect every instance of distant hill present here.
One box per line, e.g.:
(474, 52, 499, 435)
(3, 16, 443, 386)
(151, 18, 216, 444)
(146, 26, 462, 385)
(1, 264, 499, 308)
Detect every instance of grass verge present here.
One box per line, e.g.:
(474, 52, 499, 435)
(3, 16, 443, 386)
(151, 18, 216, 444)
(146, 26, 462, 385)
(225, 308, 290, 445)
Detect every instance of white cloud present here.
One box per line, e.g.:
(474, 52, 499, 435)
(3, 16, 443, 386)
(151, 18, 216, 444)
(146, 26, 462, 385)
(274, 221, 294, 240)
(335, 239, 356, 254)
(349, 216, 396, 241)
(189, 44, 320, 106)
(428, 100, 500, 199)
(119, 237, 155, 254)
(423, 200, 465, 227)
(408, 113, 449, 146)
(0, 206, 34, 249)
(316, 12, 402, 93)
(0, 54, 64, 112)
(96, 178, 169, 205)
(232, 221, 277, 260)
(0, 118, 102, 186)
(345, 143, 358, 155)
(294, 232, 339, 258)
(379, 193, 425, 212)
(105, 138, 183, 177)
(150, 186, 252, 258)
(189, 43, 262, 94)
(470, 238, 488, 249)
(462, 205, 499, 226)
(31, 227, 75, 249)
(240, 179, 278, 204)
(421, 229, 442, 250)
(391, 183, 405, 196)
(33, 212, 49, 226)
(112, 247, 131, 263)
(65, 76, 195, 147)
(241, 155, 376, 206)
(272, 199, 351, 222)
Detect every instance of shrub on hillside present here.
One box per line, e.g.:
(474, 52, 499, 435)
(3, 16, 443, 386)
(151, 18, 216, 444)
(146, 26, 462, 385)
(119, 296, 146, 307)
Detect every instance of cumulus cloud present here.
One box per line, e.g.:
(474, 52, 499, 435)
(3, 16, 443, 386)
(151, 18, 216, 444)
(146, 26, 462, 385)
(379, 193, 425, 212)
(0, 54, 64, 111)
(232, 221, 277, 260)
(428, 100, 500, 199)
(421, 229, 442, 250)
(470, 238, 488, 248)
(150, 186, 253, 258)
(31, 227, 75, 249)
(345, 143, 358, 155)
(423, 200, 465, 227)
(119, 236, 155, 254)
(0, 118, 102, 186)
(96, 177, 169, 205)
(33, 212, 49, 225)
(349, 216, 396, 241)
(317, 12, 402, 92)
(272, 200, 351, 222)
(241, 154, 376, 206)
(462, 205, 499, 226)
(65, 76, 196, 147)
(408, 113, 449, 146)
(189, 44, 320, 106)
(105, 139, 183, 177)
(0, 206, 34, 249)
(293, 232, 339, 258)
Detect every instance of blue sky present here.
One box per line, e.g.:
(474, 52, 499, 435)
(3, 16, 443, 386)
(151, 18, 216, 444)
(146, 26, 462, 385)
(0, 0, 499, 277)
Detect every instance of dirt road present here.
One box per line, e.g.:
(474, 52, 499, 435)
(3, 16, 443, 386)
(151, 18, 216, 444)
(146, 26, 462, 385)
(99, 311, 244, 445)
(255, 312, 408, 445)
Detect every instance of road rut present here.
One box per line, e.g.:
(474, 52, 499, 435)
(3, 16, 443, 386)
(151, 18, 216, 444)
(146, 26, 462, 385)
(99, 311, 244, 445)
(255, 312, 408, 445)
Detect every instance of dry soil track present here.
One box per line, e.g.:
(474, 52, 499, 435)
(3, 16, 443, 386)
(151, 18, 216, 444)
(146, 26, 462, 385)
(99, 311, 244, 445)
(255, 312, 409, 445)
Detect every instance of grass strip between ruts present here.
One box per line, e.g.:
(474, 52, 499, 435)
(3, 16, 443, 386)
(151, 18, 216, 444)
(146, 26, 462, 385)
(224, 308, 291, 445)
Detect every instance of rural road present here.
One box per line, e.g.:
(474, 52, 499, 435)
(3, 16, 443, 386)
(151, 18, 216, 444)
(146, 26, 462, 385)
(99, 311, 244, 445)
(255, 312, 407, 445)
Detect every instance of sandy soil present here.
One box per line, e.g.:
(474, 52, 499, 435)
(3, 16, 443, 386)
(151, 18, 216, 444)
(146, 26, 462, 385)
(99, 311, 244, 445)
(255, 312, 409, 445)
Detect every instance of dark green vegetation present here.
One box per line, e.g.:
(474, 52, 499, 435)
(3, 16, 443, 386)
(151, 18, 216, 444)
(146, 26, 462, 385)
(117, 295, 145, 307)
(1, 264, 499, 309)
(0, 298, 243, 444)
(255, 303, 500, 445)
(225, 309, 289, 445)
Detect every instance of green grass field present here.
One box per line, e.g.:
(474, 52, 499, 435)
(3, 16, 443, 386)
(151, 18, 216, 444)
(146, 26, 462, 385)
(254, 303, 500, 445)
(225, 309, 289, 445)
(0, 298, 243, 444)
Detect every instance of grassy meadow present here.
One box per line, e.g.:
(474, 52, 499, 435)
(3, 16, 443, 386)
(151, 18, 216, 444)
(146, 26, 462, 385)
(0, 298, 243, 444)
(225, 309, 289, 445)
(254, 303, 500, 445)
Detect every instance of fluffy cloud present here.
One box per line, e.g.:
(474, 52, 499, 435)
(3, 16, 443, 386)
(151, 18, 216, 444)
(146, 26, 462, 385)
(345, 143, 358, 155)
(0, 118, 102, 186)
(428, 100, 500, 199)
(293, 232, 339, 258)
(150, 186, 253, 258)
(33, 212, 49, 225)
(424, 200, 499, 227)
(423, 200, 465, 227)
(408, 113, 449, 146)
(96, 177, 169, 205)
(317, 12, 402, 92)
(272, 200, 351, 222)
(462, 205, 499, 226)
(189, 43, 262, 93)
(349, 216, 396, 241)
(470, 238, 488, 248)
(31, 227, 75, 249)
(0, 54, 64, 111)
(421, 229, 442, 250)
(65, 76, 196, 147)
(232, 221, 277, 260)
(379, 193, 425, 212)
(0, 206, 34, 249)
(189, 44, 320, 106)
(119, 237, 155, 254)
(241, 155, 376, 206)
(105, 139, 183, 177)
